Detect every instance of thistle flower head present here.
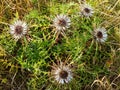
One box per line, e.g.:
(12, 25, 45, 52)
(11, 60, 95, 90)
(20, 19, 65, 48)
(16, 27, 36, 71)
(53, 14, 71, 35)
(51, 61, 73, 84)
(10, 20, 28, 41)
(80, 4, 94, 17)
(93, 27, 108, 43)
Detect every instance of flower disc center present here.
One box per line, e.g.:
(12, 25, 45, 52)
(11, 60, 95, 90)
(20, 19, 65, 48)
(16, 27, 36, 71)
(58, 19, 66, 26)
(59, 70, 68, 79)
(84, 8, 90, 13)
(15, 25, 23, 34)
(97, 31, 103, 38)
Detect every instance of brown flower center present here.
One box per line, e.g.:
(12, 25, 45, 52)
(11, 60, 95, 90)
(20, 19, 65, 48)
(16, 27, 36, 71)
(97, 31, 103, 38)
(15, 25, 23, 35)
(59, 70, 68, 79)
(84, 8, 90, 13)
(58, 19, 66, 26)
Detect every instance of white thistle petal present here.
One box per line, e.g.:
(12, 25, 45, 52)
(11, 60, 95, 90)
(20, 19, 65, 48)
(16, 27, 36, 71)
(53, 14, 71, 35)
(94, 27, 108, 43)
(51, 61, 73, 84)
(80, 4, 94, 17)
(9, 20, 28, 40)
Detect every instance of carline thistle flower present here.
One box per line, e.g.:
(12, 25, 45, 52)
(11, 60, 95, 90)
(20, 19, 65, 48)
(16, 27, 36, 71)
(53, 14, 71, 35)
(93, 27, 108, 43)
(51, 61, 73, 84)
(80, 4, 94, 17)
(10, 20, 28, 41)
